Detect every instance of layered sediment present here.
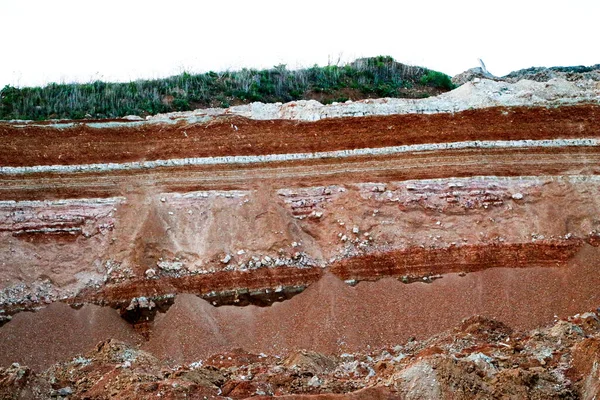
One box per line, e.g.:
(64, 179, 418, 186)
(1, 77, 599, 398)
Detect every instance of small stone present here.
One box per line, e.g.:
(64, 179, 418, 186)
(308, 375, 321, 387)
(237, 250, 246, 255)
(145, 269, 156, 278)
(512, 193, 524, 200)
(160, 197, 166, 202)
(221, 254, 232, 264)
(57, 387, 73, 396)
(352, 227, 359, 234)
(157, 261, 183, 271)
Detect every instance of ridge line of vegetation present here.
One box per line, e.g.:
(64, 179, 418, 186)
(0, 56, 454, 121)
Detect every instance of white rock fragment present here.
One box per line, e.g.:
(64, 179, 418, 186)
(308, 375, 322, 387)
(157, 261, 183, 271)
(145, 268, 156, 278)
(352, 226, 359, 234)
(512, 192, 524, 200)
(221, 254, 232, 264)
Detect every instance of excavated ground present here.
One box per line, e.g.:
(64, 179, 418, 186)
(1, 105, 600, 168)
(1, 91, 600, 398)
(3, 310, 600, 399)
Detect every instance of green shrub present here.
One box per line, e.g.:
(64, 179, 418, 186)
(0, 57, 453, 120)
(419, 70, 455, 90)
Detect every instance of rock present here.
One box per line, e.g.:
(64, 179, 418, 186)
(452, 67, 499, 86)
(312, 211, 323, 218)
(308, 375, 322, 387)
(145, 269, 156, 278)
(157, 261, 183, 271)
(122, 115, 144, 121)
(57, 386, 73, 396)
(283, 351, 337, 375)
(512, 193, 524, 200)
(221, 254, 232, 264)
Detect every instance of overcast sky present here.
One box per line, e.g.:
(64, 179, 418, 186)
(1, 0, 598, 88)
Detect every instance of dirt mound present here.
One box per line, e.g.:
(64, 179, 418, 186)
(504, 64, 600, 83)
(3, 311, 600, 399)
(451, 67, 498, 86)
(453, 64, 600, 86)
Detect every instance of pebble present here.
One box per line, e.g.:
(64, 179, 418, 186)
(57, 387, 73, 396)
(145, 269, 156, 278)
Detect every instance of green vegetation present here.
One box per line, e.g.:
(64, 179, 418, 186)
(419, 70, 455, 91)
(0, 56, 455, 120)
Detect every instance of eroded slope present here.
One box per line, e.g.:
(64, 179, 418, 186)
(0, 77, 599, 399)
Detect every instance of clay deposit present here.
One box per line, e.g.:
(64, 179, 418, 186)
(1, 73, 600, 398)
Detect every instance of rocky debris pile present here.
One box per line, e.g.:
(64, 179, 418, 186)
(451, 67, 499, 86)
(2, 312, 599, 399)
(152, 252, 322, 280)
(452, 64, 600, 86)
(277, 186, 344, 220)
(140, 77, 599, 123)
(358, 178, 537, 213)
(504, 64, 600, 83)
(0, 198, 124, 315)
(0, 198, 120, 237)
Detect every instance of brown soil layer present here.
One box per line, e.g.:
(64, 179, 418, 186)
(1, 105, 599, 167)
(2, 146, 600, 201)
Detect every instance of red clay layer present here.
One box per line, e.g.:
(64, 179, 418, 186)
(2, 146, 600, 200)
(144, 245, 600, 364)
(63, 240, 584, 308)
(1, 105, 600, 167)
(330, 240, 583, 281)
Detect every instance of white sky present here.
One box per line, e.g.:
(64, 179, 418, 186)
(1, 0, 598, 88)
